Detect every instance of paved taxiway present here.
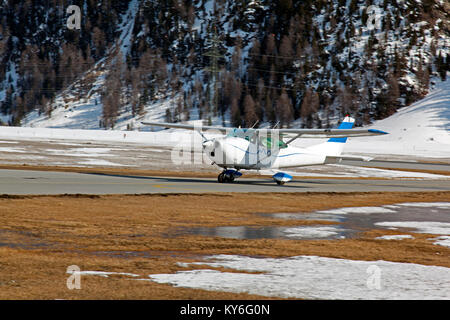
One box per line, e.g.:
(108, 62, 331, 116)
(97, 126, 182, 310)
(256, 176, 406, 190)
(341, 159, 450, 172)
(0, 169, 449, 195)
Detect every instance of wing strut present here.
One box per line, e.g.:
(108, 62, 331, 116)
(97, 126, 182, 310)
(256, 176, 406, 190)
(284, 133, 302, 145)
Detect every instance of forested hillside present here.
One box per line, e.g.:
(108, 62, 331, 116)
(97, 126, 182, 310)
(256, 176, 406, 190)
(0, 0, 449, 129)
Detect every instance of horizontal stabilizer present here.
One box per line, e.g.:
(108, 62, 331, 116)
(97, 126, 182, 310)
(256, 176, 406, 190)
(324, 155, 374, 164)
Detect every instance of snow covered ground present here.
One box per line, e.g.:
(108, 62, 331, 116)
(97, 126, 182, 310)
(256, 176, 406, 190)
(74, 254, 450, 299)
(375, 235, 414, 240)
(147, 254, 450, 300)
(344, 77, 450, 158)
(61, 201, 450, 299)
(146, 202, 450, 299)
(375, 221, 450, 236)
(18, 74, 450, 159)
(0, 124, 193, 146)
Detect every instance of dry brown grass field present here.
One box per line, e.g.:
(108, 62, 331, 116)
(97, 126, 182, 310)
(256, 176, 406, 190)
(0, 190, 449, 299)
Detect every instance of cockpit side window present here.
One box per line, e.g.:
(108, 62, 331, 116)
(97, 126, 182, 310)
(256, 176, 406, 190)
(260, 137, 288, 149)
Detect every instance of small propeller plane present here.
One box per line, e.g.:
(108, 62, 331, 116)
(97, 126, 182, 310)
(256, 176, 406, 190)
(142, 116, 388, 185)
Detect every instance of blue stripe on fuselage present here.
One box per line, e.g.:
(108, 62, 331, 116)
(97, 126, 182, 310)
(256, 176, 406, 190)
(277, 153, 304, 157)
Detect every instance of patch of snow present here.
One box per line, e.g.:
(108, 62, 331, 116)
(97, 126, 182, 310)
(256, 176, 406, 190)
(70, 147, 114, 154)
(46, 147, 115, 158)
(0, 125, 194, 147)
(395, 202, 450, 208)
(68, 270, 139, 278)
(22, 95, 104, 130)
(375, 235, 415, 240)
(383, 205, 400, 209)
(282, 226, 346, 239)
(429, 236, 450, 248)
(317, 206, 396, 215)
(326, 164, 450, 179)
(117, 0, 140, 59)
(375, 221, 450, 235)
(77, 159, 126, 167)
(0, 147, 27, 153)
(148, 255, 450, 299)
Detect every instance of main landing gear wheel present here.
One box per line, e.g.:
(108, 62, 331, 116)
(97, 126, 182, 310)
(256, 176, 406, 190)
(218, 172, 234, 183)
(276, 181, 285, 185)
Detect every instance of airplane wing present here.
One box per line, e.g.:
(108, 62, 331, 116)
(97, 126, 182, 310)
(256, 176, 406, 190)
(142, 121, 388, 139)
(141, 121, 229, 134)
(141, 121, 387, 134)
(276, 128, 388, 138)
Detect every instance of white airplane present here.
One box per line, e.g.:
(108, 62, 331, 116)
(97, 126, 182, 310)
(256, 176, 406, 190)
(142, 116, 388, 185)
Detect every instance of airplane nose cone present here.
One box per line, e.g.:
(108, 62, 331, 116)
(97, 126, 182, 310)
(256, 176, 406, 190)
(202, 140, 214, 150)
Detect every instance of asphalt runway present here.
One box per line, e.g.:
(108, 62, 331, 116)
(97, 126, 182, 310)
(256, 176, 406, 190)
(0, 169, 449, 195)
(341, 159, 450, 172)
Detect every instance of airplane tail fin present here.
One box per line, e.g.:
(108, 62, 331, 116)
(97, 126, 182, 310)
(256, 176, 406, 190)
(326, 115, 355, 143)
(306, 116, 355, 156)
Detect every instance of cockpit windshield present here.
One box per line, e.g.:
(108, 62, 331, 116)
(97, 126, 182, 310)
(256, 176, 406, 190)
(226, 128, 252, 137)
(226, 128, 255, 141)
(226, 128, 288, 148)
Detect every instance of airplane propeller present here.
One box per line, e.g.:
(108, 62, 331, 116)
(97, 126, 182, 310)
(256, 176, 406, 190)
(196, 130, 215, 148)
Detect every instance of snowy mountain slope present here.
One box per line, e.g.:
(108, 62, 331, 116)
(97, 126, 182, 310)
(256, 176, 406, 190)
(21, 75, 450, 159)
(344, 76, 450, 158)
(2, 0, 449, 131)
(21, 74, 106, 130)
(21, 89, 230, 130)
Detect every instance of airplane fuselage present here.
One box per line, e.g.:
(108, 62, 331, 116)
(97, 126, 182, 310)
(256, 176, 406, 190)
(204, 136, 326, 170)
